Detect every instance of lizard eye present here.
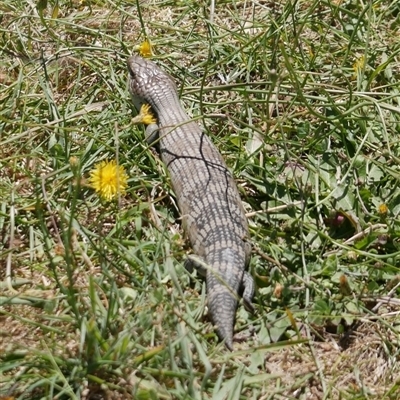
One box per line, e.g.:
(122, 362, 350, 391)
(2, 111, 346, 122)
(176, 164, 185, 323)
(128, 69, 135, 79)
(127, 62, 136, 79)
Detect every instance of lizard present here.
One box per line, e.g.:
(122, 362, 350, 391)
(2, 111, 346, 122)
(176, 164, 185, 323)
(127, 55, 254, 350)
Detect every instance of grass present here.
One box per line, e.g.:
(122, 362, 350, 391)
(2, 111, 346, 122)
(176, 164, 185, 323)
(1, 0, 400, 398)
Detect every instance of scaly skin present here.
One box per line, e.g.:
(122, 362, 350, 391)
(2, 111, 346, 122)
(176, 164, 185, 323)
(127, 55, 254, 350)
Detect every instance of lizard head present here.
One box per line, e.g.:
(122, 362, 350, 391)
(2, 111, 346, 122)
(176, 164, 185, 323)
(127, 55, 177, 111)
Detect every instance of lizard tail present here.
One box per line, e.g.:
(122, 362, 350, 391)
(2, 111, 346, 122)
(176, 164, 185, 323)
(206, 274, 238, 351)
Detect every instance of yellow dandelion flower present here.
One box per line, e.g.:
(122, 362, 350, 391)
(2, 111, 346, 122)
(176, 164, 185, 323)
(138, 40, 152, 58)
(131, 104, 157, 125)
(378, 203, 388, 216)
(89, 160, 128, 201)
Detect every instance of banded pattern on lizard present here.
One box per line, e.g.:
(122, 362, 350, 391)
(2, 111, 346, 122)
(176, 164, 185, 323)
(127, 55, 254, 350)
